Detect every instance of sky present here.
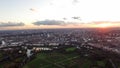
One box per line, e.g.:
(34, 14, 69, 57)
(0, 0, 120, 30)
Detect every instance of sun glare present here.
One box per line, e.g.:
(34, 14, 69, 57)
(96, 23, 113, 28)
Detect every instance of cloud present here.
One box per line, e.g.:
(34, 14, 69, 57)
(29, 8, 37, 12)
(33, 20, 66, 25)
(72, 16, 81, 20)
(0, 22, 25, 27)
(33, 19, 80, 26)
(72, 0, 79, 4)
(49, 2, 54, 5)
(63, 18, 67, 20)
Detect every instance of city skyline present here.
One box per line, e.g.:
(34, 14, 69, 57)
(1, 0, 120, 30)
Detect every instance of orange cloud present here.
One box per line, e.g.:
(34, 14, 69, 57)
(0, 21, 120, 30)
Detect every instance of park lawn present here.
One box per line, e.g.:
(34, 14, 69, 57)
(0, 65, 2, 68)
(24, 52, 106, 68)
(66, 47, 76, 52)
(82, 59, 91, 68)
(97, 61, 105, 67)
(45, 53, 67, 62)
(23, 53, 49, 68)
(23, 52, 80, 68)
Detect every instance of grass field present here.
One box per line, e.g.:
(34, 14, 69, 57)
(23, 52, 83, 68)
(0, 48, 107, 68)
(66, 47, 76, 52)
(0, 65, 2, 68)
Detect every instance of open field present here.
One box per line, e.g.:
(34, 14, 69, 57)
(23, 52, 96, 68)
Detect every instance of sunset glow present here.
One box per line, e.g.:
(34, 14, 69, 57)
(95, 23, 113, 28)
(0, 0, 120, 30)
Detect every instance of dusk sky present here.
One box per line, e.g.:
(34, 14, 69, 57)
(0, 0, 120, 30)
